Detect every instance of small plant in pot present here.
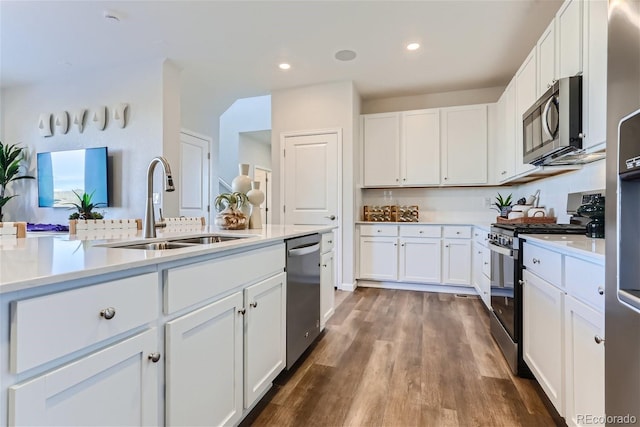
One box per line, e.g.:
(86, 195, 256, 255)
(214, 191, 248, 230)
(67, 190, 105, 220)
(492, 193, 513, 218)
(0, 141, 34, 221)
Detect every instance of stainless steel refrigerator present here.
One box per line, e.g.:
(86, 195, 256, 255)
(606, 1, 640, 423)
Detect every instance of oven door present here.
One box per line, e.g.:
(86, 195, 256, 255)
(489, 242, 516, 340)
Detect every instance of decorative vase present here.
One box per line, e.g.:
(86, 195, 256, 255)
(214, 206, 248, 230)
(231, 163, 252, 194)
(247, 181, 265, 229)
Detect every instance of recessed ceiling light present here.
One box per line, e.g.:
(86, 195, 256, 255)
(406, 42, 421, 51)
(279, 63, 291, 70)
(335, 50, 357, 61)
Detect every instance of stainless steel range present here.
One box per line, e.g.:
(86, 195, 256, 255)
(488, 222, 586, 376)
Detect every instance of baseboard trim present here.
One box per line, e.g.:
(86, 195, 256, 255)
(338, 281, 357, 292)
(356, 280, 480, 296)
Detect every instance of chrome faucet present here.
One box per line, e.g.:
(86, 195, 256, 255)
(144, 156, 175, 238)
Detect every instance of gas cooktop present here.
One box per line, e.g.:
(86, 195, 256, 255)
(491, 222, 587, 234)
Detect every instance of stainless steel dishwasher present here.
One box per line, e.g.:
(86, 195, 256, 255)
(285, 233, 321, 369)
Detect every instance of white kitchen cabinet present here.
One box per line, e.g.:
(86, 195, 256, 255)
(362, 110, 440, 187)
(537, 20, 557, 97)
(472, 241, 484, 295)
(442, 238, 472, 286)
(362, 113, 400, 186)
(320, 231, 335, 330)
(440, 104, 488, 185)
(582, 0, 608, 150)
(515, 47, 538, 176)
(496, 78, 517, 182)
(9, 329, 159, 426)
(556, 0, 583, 79)
(522, 269, 564, 415)
(398, 237, 441, 284)
(359, 236, 398, 281)
(564, 295, 605, 427)
(244, 272, 286, 408)
(165, 292, 244, 427)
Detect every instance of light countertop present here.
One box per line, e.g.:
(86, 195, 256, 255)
(0, 224, 334, 294)
(355, 221, 493, 230)
(521, 233, 605, 263)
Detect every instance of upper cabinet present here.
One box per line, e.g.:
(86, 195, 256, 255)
(515, 47, 538, 176)
(582, 0, 607, 150)
(362, 105, 487, 187)
(537, 21, 557, 97)
(440, 104, 488, 185)
(495, 78, 516, 182)
(556, 0, 583, 79)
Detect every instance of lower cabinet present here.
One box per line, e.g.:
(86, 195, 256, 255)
(472, 239, 491, 308)
(165, 273, 286, 427)
(9, 329, 159, 426)
(398, 237, 441, 283)
(359, 236, 398, 281)
(522, 269, 564, 415)
(564, 295, 605, 427)
(442, 239, 471, 286)
(320, 250, 335, 329)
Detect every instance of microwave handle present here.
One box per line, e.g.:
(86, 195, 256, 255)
(541, 96, 556, 141)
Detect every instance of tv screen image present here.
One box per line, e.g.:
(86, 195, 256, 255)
(37, 147, 109, 208)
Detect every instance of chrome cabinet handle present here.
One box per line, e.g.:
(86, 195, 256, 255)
(578, 133, 586, 139)
(250, 302, 258, 308)
(456, 231, 460, 235)
(100, 307, 116, 320)
(328, 240, 333, 243)
(594, 336, 605, 344)
(419, 230, 424, 234)
(148, 353, 161, 363)
(401, 243, 405, 247)
(322, 264, 327, 267)
(484, 262, 489, 265)
(238, 308, 246, 315)
(396, 178, 400, 182)
(325, 215, 336, 220)
(532, 258, 540, 264)
(501, 171, 507, 175)
(598, 287, 604, 295)
(444, 177, 448, 180)
(402, 178, 406, 181)
(519, 280, 525, 285)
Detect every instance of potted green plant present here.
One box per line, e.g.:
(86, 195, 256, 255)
(67, 190, 105, 220)
(214, 191, 248, 230)
(0, 141, 34, 221)
(492, 193, 513, 218)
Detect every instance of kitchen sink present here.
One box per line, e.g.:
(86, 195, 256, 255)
(117, 241, 197, 250)
(104, 234, 251, 250)
(170, 235, 244, 244)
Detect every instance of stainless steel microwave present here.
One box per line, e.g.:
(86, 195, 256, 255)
(523, 76, 583, 166)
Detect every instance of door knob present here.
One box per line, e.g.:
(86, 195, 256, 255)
(325, 215, 336, 220)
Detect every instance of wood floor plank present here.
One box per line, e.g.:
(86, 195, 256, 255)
(248, 288, 556, 427)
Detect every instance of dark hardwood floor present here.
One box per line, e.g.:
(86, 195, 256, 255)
(246, 288, 555, 427)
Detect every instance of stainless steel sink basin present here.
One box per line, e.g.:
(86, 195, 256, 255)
(170, 235, 244, 244)
(104, 234, 250, 250)
(119, 241, 197, 250)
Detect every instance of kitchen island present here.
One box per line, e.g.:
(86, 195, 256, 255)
(0, 224, 333, 427)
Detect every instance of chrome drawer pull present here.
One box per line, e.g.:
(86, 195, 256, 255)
(148, 353, 161, 363)
(598, 286, 604, 295)
(238, 308, 246, 315)
(100, 307, 116, 320)
(532, 258, 540, 264)
(250, 302, 258, 308)
(594, 336, 605, 345)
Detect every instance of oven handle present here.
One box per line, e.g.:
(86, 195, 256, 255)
(488, 242, 513, 258)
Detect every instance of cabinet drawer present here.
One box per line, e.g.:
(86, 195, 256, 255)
(523, 242, 562, 286)
(399, 225, 441, 238)
(443, 226, 472, 239)
(565, 256, 605, 312)
(165, 243, 285, 314)
(321, 232, 335, 253)
(359, 224, 398, 237)
(11, 273, 158, 374)
(473, 228, 489, 246)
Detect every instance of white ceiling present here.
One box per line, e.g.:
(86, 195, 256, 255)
(1, 0, 563, 107)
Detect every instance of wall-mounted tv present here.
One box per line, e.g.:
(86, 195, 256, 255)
(37, 147, 109, 208)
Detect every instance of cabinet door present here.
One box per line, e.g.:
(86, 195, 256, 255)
(442, 239, 471, 286)
(537, 20, 557, 96)
(582, 0, 608, 149)
(9, 329, 159, 426)
(320, 250, 335, 330)
(564, 296, 605, 427)
(363, 113, 400, 186)
(498, 79, 517, 181)
(244, 273, 286, 408)
(556, 0, 583, 79)
(472, 241, 484, 294)
(515, 47, 538, 175)
(398, 237, 441, 284)
(401, 109, 440, 185)
(440, 105, 488, 185)
(359, 237, 398, 281)
(523, 270, 564, 415)
(165, 293, 244, 427)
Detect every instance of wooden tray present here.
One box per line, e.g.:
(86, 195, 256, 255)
(496, 216, 557, 224)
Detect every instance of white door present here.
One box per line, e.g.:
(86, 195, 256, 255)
(254, 166, 272, 225)
(283, 132, 339, 225)
(179, 131, 210, 221)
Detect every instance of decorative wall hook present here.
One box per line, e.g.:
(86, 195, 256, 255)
(54, 111, 69, 134)
(72, 109, 87, 133)
(112, 103, 129, 128)
(38, 113, 53, 137)
(92, 106, 107, 131)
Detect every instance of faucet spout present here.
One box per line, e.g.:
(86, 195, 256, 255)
(144, 156, 175, 238)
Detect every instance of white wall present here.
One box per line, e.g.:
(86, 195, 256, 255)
(238, 131, 271, 177)
(271, 80, 359, 289)
(218, 95, 271, 186)
(0, 60, 167, 224)
(361, 86, 504, 114)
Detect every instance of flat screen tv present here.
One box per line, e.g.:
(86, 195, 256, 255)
(37, 147, 109, 208)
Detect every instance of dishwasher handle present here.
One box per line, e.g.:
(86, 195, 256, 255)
(288, 243, 320, 257)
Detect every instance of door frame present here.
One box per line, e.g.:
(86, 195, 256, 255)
(180, 129, 212, 224)
(279, 128, 343, 290)
(253, 165, 272, 225)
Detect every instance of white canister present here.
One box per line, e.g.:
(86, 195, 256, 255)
(508, 211, 525, 220)
(528, 207, 547, 217)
